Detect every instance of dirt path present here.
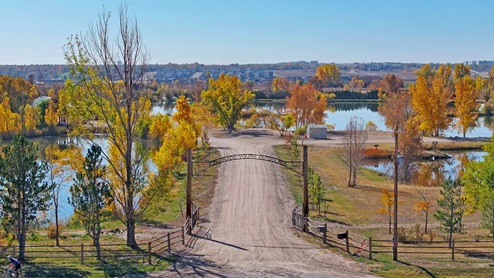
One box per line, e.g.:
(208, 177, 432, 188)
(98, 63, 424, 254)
(155, 129, 375, 277)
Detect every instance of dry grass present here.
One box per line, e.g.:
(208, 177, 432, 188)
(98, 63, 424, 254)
(276, 144, 494, 277)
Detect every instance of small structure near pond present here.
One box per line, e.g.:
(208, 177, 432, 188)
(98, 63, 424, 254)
(307, 124, 327, 139)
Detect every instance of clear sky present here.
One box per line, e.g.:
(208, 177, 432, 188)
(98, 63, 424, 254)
(1, 0, 493, 65)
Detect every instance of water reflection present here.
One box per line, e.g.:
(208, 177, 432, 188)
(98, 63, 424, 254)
(365, 151, 486, 186)
(252, 101, 493, 137)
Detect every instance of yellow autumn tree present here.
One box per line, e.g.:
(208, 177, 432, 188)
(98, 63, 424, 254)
(415, 192, 432, 234)
(22, 103, 39, 131)
(315, 64, 341, 87)
(455, 75, 479, 137)
(44, 144, 84, 246)
(410, 64, 453, 136)
(377, 189, 394, 234)
(0, 97, 21, 133)
(149, 114, 172, 143)
(286, 83, 327, 128)
(62, 5, 154, 245)
(173, 95, 194, 127)
(201, 74, 255, 133)
(153, 122, 197, 172)
(44, 100, 59, 127)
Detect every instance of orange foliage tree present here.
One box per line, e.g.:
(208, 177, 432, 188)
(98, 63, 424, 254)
(285, 83, 326, 129)
(272, 77, 291, 93)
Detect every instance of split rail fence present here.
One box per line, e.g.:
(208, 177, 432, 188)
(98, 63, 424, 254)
(304, 217, 494, 261)
(0, 205, 200, 265)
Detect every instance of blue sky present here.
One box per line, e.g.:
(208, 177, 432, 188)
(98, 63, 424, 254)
(1, 0, 493, 65)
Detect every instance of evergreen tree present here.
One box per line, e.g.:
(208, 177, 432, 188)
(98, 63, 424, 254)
(70, 144, 111, 260)
(434, 178, 466, 247)
(0, 134, 51, 260)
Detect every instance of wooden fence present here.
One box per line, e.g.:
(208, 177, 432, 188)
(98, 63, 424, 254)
(304, 218, 494, 261)
(0, 204, 201, 265)
(0, 227, 186, 264)
(307, 218, 370, 258)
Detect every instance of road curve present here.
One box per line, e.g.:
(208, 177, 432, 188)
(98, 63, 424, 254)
(160, 129, 376, 277)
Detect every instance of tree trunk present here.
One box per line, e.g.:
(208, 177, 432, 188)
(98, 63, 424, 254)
(352, 165, 357, 187)
(55, 199, 60, 247)
(425, 212, 428, 234)
(347, 160, 352, 187)
(18, 233, 25, 261)
(388, 213, 392, 234)
(127, 219, 136, 246)
(94, 235, 101, 260)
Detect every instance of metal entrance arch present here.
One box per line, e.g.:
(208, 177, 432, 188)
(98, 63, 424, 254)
(185, 146, 309, 231)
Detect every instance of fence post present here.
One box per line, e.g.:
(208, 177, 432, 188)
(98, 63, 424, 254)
(345, 230, 350, 253)
(182, 226, 185, 245)
(323, 223, 327, 244)
(452, 239, 455, 261)
(148, 242, 152, 264)
(80, 244, 84, 264)
(11, 245, 15, 257)
(368, 237, 372, 260)
(167, 232, 171, 253)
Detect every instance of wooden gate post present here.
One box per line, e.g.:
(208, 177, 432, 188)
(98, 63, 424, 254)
(452, 239, 455, 261)
(369, 237, 372, 260)
(80, 243, 84, 264)
(345, 230, 350, 253)
(186, 148, 193, 220)
(303, 145, 309, 232)
(323, 223, 327, 244)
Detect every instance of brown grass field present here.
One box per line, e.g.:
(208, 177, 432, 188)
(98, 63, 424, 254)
(275, 141, 494, 278)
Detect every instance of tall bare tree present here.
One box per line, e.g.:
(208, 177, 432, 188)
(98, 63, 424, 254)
(62, 4, 151, 246)
(340, 116, 368, 187)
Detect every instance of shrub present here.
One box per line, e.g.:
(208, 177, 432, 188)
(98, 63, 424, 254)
(366, 121, 377, 131)
(362, 147, 391, 159)
(47, 222, 63, 239)
(397, 224, 424, 243)
(294, 126, 307, 136)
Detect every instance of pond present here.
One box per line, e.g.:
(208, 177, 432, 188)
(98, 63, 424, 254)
(254, 101, 494, 138)
(364, 151, 486, 186)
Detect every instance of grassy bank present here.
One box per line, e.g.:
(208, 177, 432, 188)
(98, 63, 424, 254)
(275, 142, 494, 278)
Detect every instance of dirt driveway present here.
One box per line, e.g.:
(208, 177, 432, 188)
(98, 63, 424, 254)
(156, 129, 376, 277)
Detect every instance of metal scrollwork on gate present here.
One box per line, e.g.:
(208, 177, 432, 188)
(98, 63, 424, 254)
(193, 153, 303, 176)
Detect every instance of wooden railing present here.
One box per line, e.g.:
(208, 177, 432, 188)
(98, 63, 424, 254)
(304, 218, 494, 261)
(0, 205, 201, 265)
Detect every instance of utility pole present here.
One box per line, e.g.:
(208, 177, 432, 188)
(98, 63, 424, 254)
(303, 145, 309, 232)
(393, 130, 399, 261)
(186, 148, 192, 219)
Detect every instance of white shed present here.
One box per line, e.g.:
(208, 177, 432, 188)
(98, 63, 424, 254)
(307, 124, 327, 139)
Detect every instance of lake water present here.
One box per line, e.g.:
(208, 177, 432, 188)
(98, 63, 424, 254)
(255, 101, 493, 138)
(27, 101, 494, 220)
(364, 151, 486, 186)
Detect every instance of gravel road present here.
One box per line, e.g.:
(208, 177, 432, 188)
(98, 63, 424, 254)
(157, 129, 376, 278)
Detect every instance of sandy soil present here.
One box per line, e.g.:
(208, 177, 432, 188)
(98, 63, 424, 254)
(151, 129, 376, 278)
